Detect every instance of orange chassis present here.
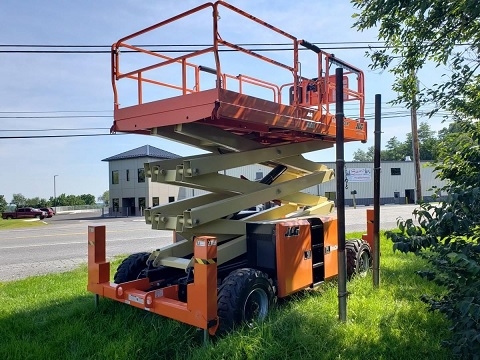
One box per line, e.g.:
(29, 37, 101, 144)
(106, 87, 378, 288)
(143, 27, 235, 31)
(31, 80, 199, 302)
(88, 227, 220, 335)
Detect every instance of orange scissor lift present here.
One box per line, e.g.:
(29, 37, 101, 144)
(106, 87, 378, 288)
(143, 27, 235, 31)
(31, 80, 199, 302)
(88, 1, 370, 336)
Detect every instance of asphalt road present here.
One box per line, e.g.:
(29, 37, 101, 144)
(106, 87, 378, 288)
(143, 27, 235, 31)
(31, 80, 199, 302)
(0, 204, 419, 282)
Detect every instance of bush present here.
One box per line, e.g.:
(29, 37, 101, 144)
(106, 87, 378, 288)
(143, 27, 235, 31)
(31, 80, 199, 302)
(387, 120, 480, 356)
(387, 199, 480, 358)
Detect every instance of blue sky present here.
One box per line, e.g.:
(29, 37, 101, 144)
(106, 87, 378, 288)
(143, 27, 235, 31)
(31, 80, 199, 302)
(0, 0, 447, 202)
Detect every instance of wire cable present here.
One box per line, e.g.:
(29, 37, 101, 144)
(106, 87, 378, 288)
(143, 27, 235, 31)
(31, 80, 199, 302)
(0, 115, 112, 119)
(0, 110, 112, 114)
(1, 127, 110, 132)
(0, 41, 474, 54)
(0, 133, 124, 139)
(0, 41, 386, 47)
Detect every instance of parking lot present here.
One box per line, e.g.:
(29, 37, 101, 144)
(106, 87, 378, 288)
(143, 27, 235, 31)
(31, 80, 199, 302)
(0, 204, 420, 282)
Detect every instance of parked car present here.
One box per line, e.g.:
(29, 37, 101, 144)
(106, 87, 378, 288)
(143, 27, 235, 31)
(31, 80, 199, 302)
(40, 207, 55, 218)
(2, 207, 46, 220)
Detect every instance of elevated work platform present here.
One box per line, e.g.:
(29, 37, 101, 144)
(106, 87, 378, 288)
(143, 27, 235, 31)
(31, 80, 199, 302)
(113, 88, 366, 146)
(110, 1, 366, 150)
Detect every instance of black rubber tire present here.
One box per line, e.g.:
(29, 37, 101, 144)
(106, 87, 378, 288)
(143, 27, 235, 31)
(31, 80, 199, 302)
(114, 252, 150, 284)
(217, 268, 274, 334)
(346, 239, 371, 279)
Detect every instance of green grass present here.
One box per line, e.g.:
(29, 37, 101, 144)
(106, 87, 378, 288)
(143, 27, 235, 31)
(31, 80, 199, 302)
(0, 218, 47, 230)
(0, 232, 452, 360)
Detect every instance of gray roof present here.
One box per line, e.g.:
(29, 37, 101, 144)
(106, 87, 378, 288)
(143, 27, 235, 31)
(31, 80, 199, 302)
(102, 145, 180, 162)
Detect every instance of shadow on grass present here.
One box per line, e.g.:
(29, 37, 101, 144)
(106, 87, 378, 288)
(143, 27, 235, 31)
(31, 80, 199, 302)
(0, 293, 205, 360)
(0, 242, 451, 360)
(192, 293, 450, 360)
(198, 247, 452, 360)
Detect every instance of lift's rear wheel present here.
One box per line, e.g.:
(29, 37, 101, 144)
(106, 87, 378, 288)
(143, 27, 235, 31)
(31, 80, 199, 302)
(217, 268, 274, 334)
(114, 252, 150, 284)
(346, 239, 371, 279)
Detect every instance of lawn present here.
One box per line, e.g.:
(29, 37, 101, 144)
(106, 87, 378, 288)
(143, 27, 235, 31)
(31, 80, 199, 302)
(0, 232, 451, 360)
(0, 218, 47, 230)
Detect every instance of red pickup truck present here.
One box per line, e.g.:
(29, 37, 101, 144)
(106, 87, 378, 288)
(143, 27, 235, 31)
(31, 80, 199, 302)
(2, 207, 46, 220)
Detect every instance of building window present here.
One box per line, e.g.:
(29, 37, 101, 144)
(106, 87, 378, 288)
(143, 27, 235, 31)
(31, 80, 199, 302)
(112, 170, 119, 184)
(168, 196, 175, 203)
(112, 198, 119, 212)
(152, 197, 159, 206)
(255, 171, 264, 180)
(138, 168, 145, 183)
(126, 169, 130, 181)
(391, 168, 401, 176)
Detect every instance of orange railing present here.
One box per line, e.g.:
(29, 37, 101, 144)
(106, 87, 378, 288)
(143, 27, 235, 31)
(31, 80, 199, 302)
(295, 41, 365, 119)
(111, 1, 364, 119)
(222, 73, 281, 103)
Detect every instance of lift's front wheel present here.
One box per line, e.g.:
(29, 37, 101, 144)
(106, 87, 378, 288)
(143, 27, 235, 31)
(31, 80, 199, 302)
(114, 252, 150, 284)
(217, 268, 274, 334)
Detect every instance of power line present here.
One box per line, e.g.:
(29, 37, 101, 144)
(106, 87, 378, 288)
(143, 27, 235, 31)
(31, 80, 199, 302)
(0, 110, 449, 123)
(0, 41, 386, 47)
(0, 102, 443, 114)
(0, 110, 112, 114)
(0, 111, 417, 121)
(1, 127, 110, 132)
(1, 41, 474, 48)
(0, 42, 473, 54)
(2, 113, 448, 135)
(0, 47, 386, 54)
(0, 133, 123, 139)
(0, 115, 112, 119)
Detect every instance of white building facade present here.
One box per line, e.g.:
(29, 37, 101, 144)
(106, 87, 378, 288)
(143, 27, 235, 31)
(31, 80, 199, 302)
(306, 161, 446, 205)
(180, 161, 447, 206)
(102, 145, 181, 216)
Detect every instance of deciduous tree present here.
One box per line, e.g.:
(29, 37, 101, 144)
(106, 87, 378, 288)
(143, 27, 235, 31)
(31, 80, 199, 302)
(11, 193, 26, 207)
(80, 194, 96, 205)
(0, 195, 7, 213)
(352, 146, 374, 161)
(353, 0, 480, 355)
(352, 0, 480, 114)
(98, 190, 109, 206)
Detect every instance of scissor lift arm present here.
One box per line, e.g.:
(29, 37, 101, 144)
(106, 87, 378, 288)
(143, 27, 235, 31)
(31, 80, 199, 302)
(144, 136, 336, 270)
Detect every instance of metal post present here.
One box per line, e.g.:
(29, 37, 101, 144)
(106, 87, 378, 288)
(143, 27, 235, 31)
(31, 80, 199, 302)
(203, 329, 209, 346)
(336, 67, 347, 322)
(373, 94, 381, 287)
(53, 175, 59, 214)
(410, 70, 422, 203)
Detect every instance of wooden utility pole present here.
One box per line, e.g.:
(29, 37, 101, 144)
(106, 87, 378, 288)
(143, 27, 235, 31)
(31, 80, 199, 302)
(410, 70, 422, 203)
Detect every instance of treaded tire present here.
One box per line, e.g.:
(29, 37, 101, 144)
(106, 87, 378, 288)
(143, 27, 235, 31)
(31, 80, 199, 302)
(346, 239, 371, 279)
(114, 252, 150, 284)
(217, 268, 274, 334)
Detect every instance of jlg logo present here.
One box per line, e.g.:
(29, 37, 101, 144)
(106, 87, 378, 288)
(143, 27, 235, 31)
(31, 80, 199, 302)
(356, 122, 365, 130)
(284, 226, 300, 237)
